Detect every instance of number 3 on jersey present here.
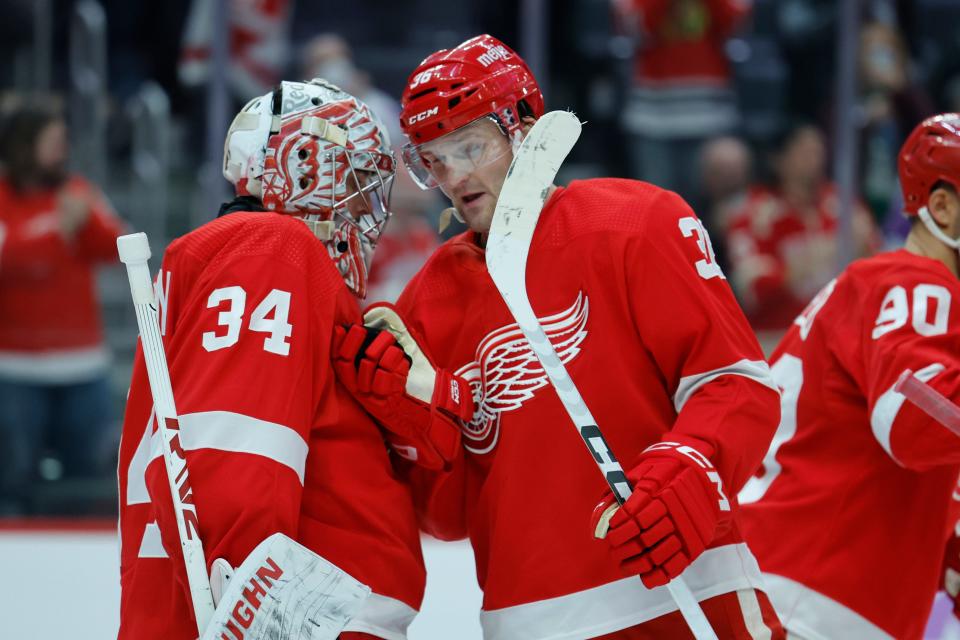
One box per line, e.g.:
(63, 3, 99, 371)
(678, 216, 726, 280)
(202, 286, 293, 356)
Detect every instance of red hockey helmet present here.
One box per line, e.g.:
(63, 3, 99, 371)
(399, 34, 544, 189)
(899, 113, 960, 215)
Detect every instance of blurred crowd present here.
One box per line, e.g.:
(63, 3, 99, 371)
(0, 0, 956, 515)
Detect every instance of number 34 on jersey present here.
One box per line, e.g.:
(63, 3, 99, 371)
(156, 271, 295, 357)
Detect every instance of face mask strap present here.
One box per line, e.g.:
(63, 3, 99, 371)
(918, 206, 960, 251)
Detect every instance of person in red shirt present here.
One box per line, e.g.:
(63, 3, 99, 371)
(334, 35, 784, 639)
(726, 123, 878, 340)
(117, 80, 426, 639)
(613, 0, 749, 200)
(739, 113, 960, 640)
(0, 100, 126, 514)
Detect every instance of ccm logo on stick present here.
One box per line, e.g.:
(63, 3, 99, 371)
(218, 557, 284, 640)
(407, 107, 438, 125)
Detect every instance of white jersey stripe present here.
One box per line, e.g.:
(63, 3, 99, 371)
(763, 572, 893, 640)
(736, 589, 773, 640)
(870, 363, 944, 464)
(137, 521, 168, 558)
(126, 409, 155, 506)
(343, 591, 418, 640)
(479, 543, 765, 640)
(674, 359, 778, 412)
(149, 410, 308, 483)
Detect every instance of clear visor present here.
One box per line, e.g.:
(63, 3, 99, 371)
(402, 116, 510, 191)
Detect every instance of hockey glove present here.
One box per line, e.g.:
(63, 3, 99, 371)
(592, 437, 731, 589)
(333, 303, 471, 470)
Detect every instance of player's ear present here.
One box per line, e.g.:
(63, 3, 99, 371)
(928, 185, 959, 228)
(508, 117, 538, 152)
(947, 187, 960, 231)
(518, 116, 537, 139)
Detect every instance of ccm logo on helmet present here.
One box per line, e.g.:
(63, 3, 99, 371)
(407, 106, 439, 125)
(477, 44, 512, 68)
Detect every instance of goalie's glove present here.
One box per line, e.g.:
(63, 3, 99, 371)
(333, 303, 471, 470)
(592, 437, 731, 589)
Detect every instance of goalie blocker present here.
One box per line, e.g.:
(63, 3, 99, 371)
(202, 533, 370, 640)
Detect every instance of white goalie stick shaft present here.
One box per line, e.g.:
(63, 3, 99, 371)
(895, 370, 960, 436)
(485, 111, 718, 640)
(117, 232, 216, 634)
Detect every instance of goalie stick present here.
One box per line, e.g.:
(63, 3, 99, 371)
(118, 232, 216, 634)
(484, 111, 719, 640)
(895, 369, 960, 436)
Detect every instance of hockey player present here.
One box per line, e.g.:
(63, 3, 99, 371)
(738, 113, 960, 640)
(334, 35, 785, 639)
(117, 80, 425, 639)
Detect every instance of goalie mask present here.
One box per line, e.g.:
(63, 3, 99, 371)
(223, 79, 395, 297)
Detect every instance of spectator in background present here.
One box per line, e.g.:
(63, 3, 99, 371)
(301, 33, 440, 302)
(179, 0, 293, 101)
(858, 19, 934, 223)
(0, 99, 126, 514)
(726, 122, 877, 345)
(697, 135, 753, 269)
(301, 33, 401, 149)
(613, 0, 749, 201)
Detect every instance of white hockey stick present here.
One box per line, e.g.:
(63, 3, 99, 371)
(895, 370, 960, 436)
(485, 111, 718, 640)
(118, 232, 216, 635)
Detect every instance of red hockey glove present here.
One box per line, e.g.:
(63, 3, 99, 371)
(944, 519, 960, 617)
(592, 437, 731, 589)
(333, 304, 471, 470)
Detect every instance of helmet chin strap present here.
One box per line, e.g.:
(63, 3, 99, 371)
(918, 206, 960, 251)
(438, 207, 465, 233)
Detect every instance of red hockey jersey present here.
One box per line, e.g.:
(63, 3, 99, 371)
(621, 0, 747, 86)
(0, 176, 125, 382)
(739, 249, 960, 640)
(726, 185, 878, 332)
(395, 179, 781, 639)
(117, 212, 424, 639)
